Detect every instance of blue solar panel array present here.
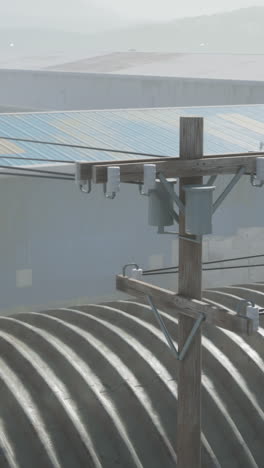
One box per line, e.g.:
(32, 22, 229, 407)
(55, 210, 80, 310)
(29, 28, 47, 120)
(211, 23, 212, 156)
(0, 105, 263, 166)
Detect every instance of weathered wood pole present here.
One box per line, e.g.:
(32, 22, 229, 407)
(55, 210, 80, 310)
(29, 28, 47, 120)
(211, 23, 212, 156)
(177, 117, 204, 468)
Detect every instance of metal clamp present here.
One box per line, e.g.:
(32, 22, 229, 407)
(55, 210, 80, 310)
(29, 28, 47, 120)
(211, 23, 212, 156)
(236, 299, 259, 332)
(157, 227, 202, 244)
(122, 263, 140, 277)
(139, 183, 148, 196)
(250, 174, 264, 188)
(79, 180, 92, 194)
(104, 166, 120, 199)
(147, 295, 205, 361)
(104, 183, 116, 199)
(139, 164, 157, 196)
(236, 299, 255, 314)
(75, 163, 92, 194)
(158, 172, 185, 214)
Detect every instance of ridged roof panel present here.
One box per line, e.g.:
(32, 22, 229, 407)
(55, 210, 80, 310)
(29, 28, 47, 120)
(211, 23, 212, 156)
(0, 282, 263, 467)
(0, 105, 263, 166)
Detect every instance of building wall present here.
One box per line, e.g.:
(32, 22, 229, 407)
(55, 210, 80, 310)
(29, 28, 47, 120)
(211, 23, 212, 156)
(0, 173, 263, 315)
(0, 69, 264, 112)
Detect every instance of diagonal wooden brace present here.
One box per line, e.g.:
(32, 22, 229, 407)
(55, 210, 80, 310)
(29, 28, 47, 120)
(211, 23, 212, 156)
(116, 275, 258, 336)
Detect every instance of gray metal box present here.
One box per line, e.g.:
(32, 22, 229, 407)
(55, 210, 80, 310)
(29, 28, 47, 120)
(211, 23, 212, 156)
(183, 185, 215, 235)
(148, 181, 174, 227)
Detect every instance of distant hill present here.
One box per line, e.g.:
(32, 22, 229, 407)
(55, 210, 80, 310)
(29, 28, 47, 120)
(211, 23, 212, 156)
(1, 6, 264, 68)
(88, 6, 264, 54)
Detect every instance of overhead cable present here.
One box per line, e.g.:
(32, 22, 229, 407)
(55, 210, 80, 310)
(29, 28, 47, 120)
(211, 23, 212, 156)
(0, 171, 74, 181)
(143, 263, 264, 276)
(0, 135, 171, 158)
(143, 253, 264, 275)
(0, 164, 75, 177)
(0, 155, 76, 164)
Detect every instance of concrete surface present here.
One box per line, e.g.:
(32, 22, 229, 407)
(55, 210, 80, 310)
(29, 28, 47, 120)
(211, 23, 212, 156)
(1, 68, 264, 113)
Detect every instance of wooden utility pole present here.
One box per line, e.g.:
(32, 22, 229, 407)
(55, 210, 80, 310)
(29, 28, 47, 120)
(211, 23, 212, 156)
(84, 114, 260, 467)
(177, 117, 204, 468)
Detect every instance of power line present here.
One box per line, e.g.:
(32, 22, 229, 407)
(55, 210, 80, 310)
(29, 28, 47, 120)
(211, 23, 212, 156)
(1, 136, 262, 163)
(0, 164, 75, 177)
(0, 135, 171, 158)
(0, 171, 74, 181)
(204, 264, 264, 271)
(143, 253, 264, 275)
(0, 155, 76, 164)
(143, 263, 264, 276)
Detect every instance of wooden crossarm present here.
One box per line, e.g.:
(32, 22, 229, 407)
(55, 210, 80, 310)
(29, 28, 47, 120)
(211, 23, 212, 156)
(75, 156, 176, 181)
(91, 153, 259, 184)
(116, 275, 257, 336)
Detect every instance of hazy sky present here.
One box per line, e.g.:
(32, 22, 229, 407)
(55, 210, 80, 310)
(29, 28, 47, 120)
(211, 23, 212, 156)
(104, 0, 264, 21)
(2, 0, 264, 31)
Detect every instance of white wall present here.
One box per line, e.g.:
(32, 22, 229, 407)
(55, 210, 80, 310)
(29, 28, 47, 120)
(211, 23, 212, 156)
(0, 172, 263, 315)
(0, 69, 264, 112)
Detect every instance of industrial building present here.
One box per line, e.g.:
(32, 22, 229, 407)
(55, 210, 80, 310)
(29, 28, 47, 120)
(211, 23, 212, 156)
(1, 53, 264, 112)
(0, 104, 264, 315)
(0, 292, 263, 468)
(0, 106, 263, 467)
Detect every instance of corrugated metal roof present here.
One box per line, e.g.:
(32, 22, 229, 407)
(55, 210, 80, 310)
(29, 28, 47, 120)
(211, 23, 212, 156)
(0, 287, 264, 467)
(0, 105, 264, 166)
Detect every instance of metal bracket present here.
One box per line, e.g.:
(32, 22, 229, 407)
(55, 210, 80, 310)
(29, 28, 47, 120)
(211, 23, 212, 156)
(152, 183, 179, 224)
(207, 175, 218, 186)
(147, 295, 205, 361)
(236, 299, 255, 314)
(158, 172, 185, 214)
(213, 167, 245, 213)
(250, 174, 264, 188)
(138, 183, 148, 196)
(75, 162, 92, 194)
(157, 226, 202, 244)
(79, 180, 92, 194)
(104, 183, 116, 199)
(122, 263, 140, 277)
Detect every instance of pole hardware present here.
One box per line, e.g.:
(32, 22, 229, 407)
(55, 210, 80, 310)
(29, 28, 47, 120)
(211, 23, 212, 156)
(104, 166, 120, 199)
(236, 299, 260, 332)
(213, 167, 245, 213)
(122, 263, 205, 362)
(122, 263, 142, 279)
(147, 295, 205, 361)
(156, 167, 246, 235)
(158, 172, 185, 214)
(251, 157, 264, 188)
(139, 164, 157, 195)
(75, 162, 92, 194)
(157, 226, 202, 244)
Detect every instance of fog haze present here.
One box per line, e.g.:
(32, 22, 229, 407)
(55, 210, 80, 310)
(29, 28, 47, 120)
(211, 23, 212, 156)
(106, 0, 264, 21)
(2, 1, 264, 29)
(0, 3, 264, 67)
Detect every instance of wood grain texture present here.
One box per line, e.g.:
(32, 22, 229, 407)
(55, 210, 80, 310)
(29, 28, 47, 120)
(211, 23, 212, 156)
(77, 156, 176, 180)
(116, 275, 254, 335)
(177, 117, 204, 468)
(92, 154, 257, 183)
